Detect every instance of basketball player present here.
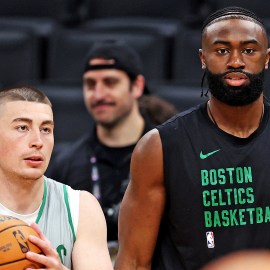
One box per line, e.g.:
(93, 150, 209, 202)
(114, 6, 270, 270)
(0, 86, 113, 270)
(200, 250, 270, 270)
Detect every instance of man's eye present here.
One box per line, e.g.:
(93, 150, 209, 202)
(41, 127, 52, 134)
(243, 48, 255, 54)
(88, 82, 95, 88)
(17, 125, 28, 132)
(105, 78, 118, 87)
(84, 80, 95, 90)
(217, 48, 229, 54)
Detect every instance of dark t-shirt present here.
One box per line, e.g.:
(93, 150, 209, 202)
(46, 118, 154, 241)
(155, 101, 270, 269)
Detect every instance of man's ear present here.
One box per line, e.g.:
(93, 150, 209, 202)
(131, 75, 145, 98)
(199, 49, 206, 69)
(265, 48, 270, 69)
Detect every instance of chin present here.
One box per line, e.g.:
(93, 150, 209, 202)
(97, 119, 117, 128)
(21, 170, 44, 181)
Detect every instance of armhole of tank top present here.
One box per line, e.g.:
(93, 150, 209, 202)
(63, 185, 79, 242)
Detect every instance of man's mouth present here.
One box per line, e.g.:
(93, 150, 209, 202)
(26, 157, 43, 161)
(24, 156, 44, 165)
(224, 72, 248, 87)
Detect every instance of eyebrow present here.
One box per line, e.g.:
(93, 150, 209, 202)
(213, 39, 259, 45)
(12, 118, 54, 126)
(84, 76, 120, 82)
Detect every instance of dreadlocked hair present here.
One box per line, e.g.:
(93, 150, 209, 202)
(201, 6, 266, 33)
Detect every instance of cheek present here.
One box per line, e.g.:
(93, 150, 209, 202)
(85, 91, 97, 102)
(41, 133, 53, 147)
(0, 142, 16, 164)
(205, 55, 225, 68)
(83, 93, 93, 108)
(246, 57, 267, 70)
(46, 138, 54, 153)
(119, 96, 135, 112)
(0, 135, 12, 149)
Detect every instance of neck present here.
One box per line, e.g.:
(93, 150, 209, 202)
(0, 175, 44, 214)
(97, 108, 145, 147)
(207, 96, 264, 138)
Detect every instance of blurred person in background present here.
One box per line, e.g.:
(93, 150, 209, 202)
(46, 40, 177, 248)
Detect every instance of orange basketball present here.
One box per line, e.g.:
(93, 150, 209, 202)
(0, 215, 44, 270)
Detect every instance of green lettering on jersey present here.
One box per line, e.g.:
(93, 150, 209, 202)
(204, 211, 212, 227)
(221, 210, 230, 226)
(229, 209, 239, 226)
(256, 207, 263, 223)
(244, 167, 253, 183)
(265, 207, 270, 222)
(246, 208, 255, 224)
(202, 190, 210, 207)
(201, 170, 209, 186)
(200, 166, 270, 229)
(57, 245, 67, 264)
(213, 211, 221, 227)
(246, 187, 255, 204)
(238, 209, 246, 225)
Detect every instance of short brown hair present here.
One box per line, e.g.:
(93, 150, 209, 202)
(0, 85, 52, 107)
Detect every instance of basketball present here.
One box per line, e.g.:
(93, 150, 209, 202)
(0, 215, 43, 270)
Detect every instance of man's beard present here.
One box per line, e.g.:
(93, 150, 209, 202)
(206, 69, 264, 106)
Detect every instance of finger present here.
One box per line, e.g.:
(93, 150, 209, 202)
(28, 234, 56, 256)
(25, 251, 47, 269)
(29, 222, 47, 241)
(26, 249, 62, 269)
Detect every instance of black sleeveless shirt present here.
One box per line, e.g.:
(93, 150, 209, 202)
(155, 102, 270, 269)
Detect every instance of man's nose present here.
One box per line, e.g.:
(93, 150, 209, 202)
(93, 82, 107, 99)
(227, 51, 245, 69)
(29, 129, 43, 149)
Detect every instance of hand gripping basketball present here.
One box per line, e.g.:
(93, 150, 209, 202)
(0, 215, 44, 270)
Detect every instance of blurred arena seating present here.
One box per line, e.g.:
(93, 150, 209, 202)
(0, 0, 80, 25)
(0, 28, 40, 87)
(172, 28, 202, 86)
(205, 0, 270, 20)
(0, 19, 58, 83)
(45, 27, 171, 84)
(80, 0, 208, 27)
(148, 82, 208, 112)
(35, 83, 93, 143)
(1, 0, 270, 143)
(81, 17, 183, 80)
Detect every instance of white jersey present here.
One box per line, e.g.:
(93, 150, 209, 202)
(0, 176, 80, 269)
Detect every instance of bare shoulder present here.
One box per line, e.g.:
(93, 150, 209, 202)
(133, 128, 162, 161)
(135, 128, 161, 149)
(78, 191, 104, 221)
(76, 191, 107, 244)
(116, 129, 165, 269)
(131, 128, 163, 185)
